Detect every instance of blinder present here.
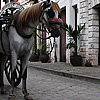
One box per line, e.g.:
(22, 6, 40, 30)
(47, 7, 55, 18)
(42, 1, 51, 10)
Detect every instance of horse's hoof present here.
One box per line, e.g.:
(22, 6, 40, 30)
(1, 90, 8, 95)
(24, 93, 33, 100)
(8, 95, 16, 100)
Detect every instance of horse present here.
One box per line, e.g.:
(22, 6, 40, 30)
(0, 0, 62, 100)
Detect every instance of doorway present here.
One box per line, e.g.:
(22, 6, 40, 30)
(60, 7, 66, 62)
(98, 9, 100, 65)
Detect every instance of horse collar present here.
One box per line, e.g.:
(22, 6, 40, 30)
(17, 32, 33, 39)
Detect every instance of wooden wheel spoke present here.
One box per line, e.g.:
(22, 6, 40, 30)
(5, 59, 22, 87)
(8, 69, 11, 76)
(17, 61, 21, 66)
(6, 65, 11, 76)
(6, 62, 11, 69)
(15, 71, 17, 79)
(16, 66, 20, 73)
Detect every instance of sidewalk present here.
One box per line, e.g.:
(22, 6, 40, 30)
(29, 61, 100, 84)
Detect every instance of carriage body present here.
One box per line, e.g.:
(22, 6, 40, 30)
(0, 2, 25, 87)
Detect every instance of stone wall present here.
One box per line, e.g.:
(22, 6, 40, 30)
(80, 0, 89, 65)
(80, 0, 99, 66)
(88, 0, 99, 66)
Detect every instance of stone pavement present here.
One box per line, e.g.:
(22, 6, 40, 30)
(29, 61, 100, 84)
(2, 66, 100, 100)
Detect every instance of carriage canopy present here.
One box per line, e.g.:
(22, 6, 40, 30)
(0, 2, 24, 15)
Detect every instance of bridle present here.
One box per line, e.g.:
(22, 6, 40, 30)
(24, 24, 51, 40)
(24, 1, 62, 39)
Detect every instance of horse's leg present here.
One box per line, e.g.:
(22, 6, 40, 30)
(8, 51, 17, 100)
(21, 52, 33, 100)
(0, 53, 8, 94)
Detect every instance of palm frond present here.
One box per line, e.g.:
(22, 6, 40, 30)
(66, 42, 76, 49)
(61, 23, 85, 55)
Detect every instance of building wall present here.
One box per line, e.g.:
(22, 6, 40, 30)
(1, 0, 5, 8)
(58, 0, 100, 66)
(88, 0, 99, 66)
(58, 0, 80, 63)
(79, 0, 89, 65)
(79, 0, 99, 66)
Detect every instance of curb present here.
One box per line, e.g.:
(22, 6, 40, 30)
(30, 66, 100, 84)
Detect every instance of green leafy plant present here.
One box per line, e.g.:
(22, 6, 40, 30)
(61, 23, 85, 55)
(85, 60, 92, 67)
(40, 43, 48, 54)
(39, 43, 49, 63)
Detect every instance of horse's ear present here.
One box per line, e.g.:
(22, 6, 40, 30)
(42, 1, 51, 10)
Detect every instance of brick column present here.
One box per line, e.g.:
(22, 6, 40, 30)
(87, 0, 99, 66)
(80, 0, 89, 65)
(80, 0, 99, 66)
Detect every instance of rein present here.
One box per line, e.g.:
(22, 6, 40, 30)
(25, 25, 56, 54)
(24, 24, 52, 40)
(24, 24, 56, 54)
(47, 37, 55, 55)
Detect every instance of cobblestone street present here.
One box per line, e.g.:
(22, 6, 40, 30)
(1, 65, 100, 100)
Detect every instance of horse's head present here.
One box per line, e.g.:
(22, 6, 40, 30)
(40, 0, 62, 37)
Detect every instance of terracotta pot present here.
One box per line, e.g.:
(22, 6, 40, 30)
(29, 52, 39, 62)
(70, 55, 82, 66)
(39, 54, 49, 63)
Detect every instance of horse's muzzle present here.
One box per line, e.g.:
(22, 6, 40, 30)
(49, 18, 62, 38)
(50, 29, 61, 37)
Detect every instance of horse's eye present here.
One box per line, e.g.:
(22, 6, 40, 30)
(47, 8, 55, 18)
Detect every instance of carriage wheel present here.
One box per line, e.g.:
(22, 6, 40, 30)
(5, 58, 22, 87)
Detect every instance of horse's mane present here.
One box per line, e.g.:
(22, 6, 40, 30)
(13, 2, 61, 35)
(17, 3, 42, 25)
(17, 2, 60, 25)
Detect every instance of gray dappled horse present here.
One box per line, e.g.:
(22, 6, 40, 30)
(0, 0, 62, 100)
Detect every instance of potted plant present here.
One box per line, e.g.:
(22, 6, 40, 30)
(29, 32, 39, 62)
(39, 43, 49, 63)
(62, 23, 85, 66)
(29, 46, 39, 62)
(85, 60, 92, 67)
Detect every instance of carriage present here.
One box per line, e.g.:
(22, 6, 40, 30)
(0, 2, 25, 87)
(0, 1, 62, 100)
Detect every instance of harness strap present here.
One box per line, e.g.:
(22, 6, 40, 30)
(17, 31, 33, 39)
(24, 24, 51, 40)
(10, 24, 33, 39)
(9, 11, 33, 39)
